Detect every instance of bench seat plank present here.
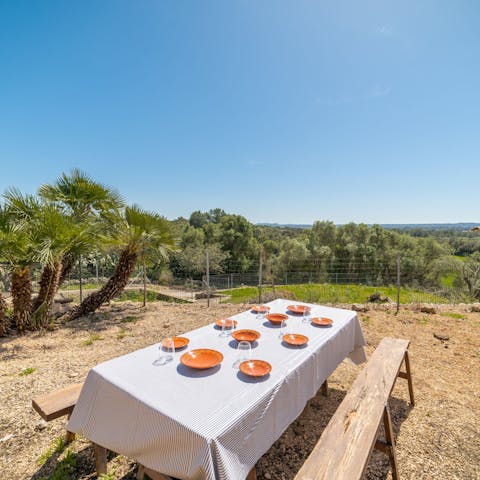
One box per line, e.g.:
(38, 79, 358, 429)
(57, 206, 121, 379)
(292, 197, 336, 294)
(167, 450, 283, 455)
(295, 338, 410, 480)
(32, 383, 83, 422)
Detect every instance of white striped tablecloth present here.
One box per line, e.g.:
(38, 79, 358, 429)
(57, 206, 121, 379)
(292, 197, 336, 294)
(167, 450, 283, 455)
(68, 299, 366, 480)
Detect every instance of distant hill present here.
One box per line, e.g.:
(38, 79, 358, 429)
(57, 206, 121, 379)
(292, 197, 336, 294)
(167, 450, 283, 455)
(257, 222, 480, 231)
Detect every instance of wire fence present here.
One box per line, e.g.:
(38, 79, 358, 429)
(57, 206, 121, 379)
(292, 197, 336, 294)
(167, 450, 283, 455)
(0, 253, 476, 306)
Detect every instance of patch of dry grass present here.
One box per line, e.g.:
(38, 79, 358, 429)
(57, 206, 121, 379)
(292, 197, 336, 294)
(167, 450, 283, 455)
(0, 301, 479, 480)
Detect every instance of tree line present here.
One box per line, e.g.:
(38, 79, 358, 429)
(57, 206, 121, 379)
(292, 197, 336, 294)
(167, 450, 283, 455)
(1, 170, 479, 336)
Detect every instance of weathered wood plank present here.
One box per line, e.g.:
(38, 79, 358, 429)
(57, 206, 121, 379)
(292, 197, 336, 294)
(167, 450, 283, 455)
(294, 338, 410, 480)
(32, 383, 83, 422)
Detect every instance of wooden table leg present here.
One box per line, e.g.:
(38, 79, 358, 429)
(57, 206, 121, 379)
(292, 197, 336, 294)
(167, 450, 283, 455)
(247, 466, 257, 480)
(321, 379, 328, 397)
(137, 464, 173, 480)
(93, 443, 107, 476)
(65, 413, 75, 443)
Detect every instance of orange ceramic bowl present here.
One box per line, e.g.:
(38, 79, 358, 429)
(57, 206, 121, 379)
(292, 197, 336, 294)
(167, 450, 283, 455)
(180, 349, 223, 369)
(232, 329, 261, 343)
(251, 305, 270, 314)
(239, 359, 272, 377)
(282, 333, 309, 346)
(215, 319, 238, 328)
(311, 317, 333, 327)
(287, 305, 311, 315)
(265, 313, 289, 325)
(162, 336, 189, 350)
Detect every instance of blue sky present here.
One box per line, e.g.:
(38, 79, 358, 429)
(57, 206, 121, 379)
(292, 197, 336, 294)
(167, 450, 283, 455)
(0, 1, 479, 224)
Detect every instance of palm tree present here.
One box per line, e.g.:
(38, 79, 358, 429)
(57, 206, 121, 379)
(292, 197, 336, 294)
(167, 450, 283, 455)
(70, 205, 175, 319)
(27, 205, 79, 327)
(38, 168, 124, 284)
(0, 198, 36, 331)
(0, 293, 7, 336)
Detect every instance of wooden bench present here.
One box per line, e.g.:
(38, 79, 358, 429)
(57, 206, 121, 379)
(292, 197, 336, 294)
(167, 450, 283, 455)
(294, 337, 414, 480)
(32, 382, 84, 443)
(32, 382, 110, 476)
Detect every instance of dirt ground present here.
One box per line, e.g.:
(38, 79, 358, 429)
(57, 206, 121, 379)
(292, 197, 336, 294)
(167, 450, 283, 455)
(0, 301, 479, 480)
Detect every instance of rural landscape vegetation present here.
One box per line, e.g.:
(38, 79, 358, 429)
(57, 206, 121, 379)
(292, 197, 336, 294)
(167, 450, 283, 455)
(1, 169, 480, 337)
(1, 2, 480, 480)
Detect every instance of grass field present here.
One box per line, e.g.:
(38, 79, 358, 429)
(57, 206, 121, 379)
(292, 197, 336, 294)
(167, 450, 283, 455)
(220, 283, 449, 304)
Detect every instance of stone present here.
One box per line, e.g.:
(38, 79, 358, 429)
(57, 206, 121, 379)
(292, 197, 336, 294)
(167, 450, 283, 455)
(434, 332, 449, 342)
(34, 420, 48, 431)
(420, 305, 437, 314)
(470, 304, 480, 313)
(0, 434, 13, 443)
(351, 304, 368, 312)
(265, 473, 272, 479)
(163, 323, 170, 328)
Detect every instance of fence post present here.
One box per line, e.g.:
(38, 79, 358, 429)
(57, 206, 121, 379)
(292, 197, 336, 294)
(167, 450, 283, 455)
(206, 250, 210, 308)
(396, 253, 401, 314)
(258, 250, 263, 303)
(79, 255, 83, 302)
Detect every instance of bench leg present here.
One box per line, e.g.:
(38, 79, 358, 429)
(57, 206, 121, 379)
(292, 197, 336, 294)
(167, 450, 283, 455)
(403, 351, 415, 406)
(246, 466, 257, 480)
(382, 404, 399, 480)
(321, 379, 328, 397)
(93, 443, 107, 476)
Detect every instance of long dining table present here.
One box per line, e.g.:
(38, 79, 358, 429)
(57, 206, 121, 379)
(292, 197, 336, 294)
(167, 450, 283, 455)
(67, 299, 366, 480)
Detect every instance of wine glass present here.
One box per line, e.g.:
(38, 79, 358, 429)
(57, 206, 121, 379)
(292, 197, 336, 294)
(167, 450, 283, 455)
(302, 306, 311, 324)
(278, 317, 289, 339)
(153, 338, 175, 366)
(233, 341, 251, 369)
(256, 305, 268, 320)
(219, 319, 234, 337)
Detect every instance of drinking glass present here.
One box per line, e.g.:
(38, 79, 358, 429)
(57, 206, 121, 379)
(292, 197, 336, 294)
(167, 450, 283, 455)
(153, 338, 175, 366)
(256, 305, 268, 320)
(278, 317, 289, 339)
(302, 306, 311, 324)
(219, 319, 234, 338)
(233, 341, 251, 369)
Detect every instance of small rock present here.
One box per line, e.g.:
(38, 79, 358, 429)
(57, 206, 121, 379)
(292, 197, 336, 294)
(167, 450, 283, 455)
(34, 420, 48, 431)
(421, 305, 437, 314)
(470, 304, 480, 313)
(163, 323, 170, 328)
(0, 434, 13, 443)
(351, 304, 368, 312)
(265, 473, 272, 479)
(434, 332, 449, 342)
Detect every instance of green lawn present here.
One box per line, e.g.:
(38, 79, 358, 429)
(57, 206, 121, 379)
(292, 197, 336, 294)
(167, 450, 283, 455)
(219, 283, 449, 304)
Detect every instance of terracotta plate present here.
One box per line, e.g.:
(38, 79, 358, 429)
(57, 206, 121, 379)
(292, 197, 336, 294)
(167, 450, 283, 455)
(265, 313, 289, 325)
(232, 329, 261, 343)
(287, 304, 310, 315)
(251, 305, 270, 314)
(239, 360, 272, 377)
(162, 336, 189, 350)
(283, 333, 309, 346)
(215, 319, 238, 328)
(311, 317, 333, 327)
(180, 349, 223, 369)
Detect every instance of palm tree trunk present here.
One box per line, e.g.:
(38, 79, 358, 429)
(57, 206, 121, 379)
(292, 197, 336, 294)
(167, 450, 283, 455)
(69, 246, 138, 320)
(59, 252, 75, 286)
(31, 259, 62, 328)
(11, 266, 32, 331)
(0, 293, 8, 336)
